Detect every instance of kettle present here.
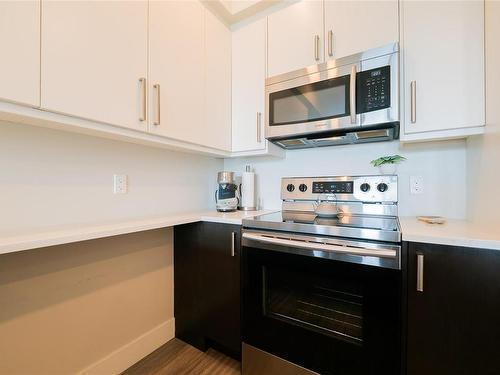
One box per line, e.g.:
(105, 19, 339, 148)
(313, 195, 343, 218)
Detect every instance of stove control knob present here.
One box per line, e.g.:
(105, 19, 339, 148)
(286, 183, 295, 192)
(299, 184, 308, 192)
(377, 183, 389, 192)
(360, 183, 370, 192)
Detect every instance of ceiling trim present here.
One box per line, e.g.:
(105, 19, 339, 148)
(201, 0, 287, 26)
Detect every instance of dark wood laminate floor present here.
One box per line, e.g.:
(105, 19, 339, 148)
(122, 339, 241, 375)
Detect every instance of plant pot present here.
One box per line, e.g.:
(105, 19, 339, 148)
(378, 164, 397, 175)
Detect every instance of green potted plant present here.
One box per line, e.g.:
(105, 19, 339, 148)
(370, 155, 407, 175)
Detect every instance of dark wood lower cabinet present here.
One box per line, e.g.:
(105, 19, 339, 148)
(174, 222, 241, 360)
(406, 242, 500, 375)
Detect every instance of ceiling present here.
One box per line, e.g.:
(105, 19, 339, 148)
(202, 0, 286, 26)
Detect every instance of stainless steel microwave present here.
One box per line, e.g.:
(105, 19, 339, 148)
(265, 43, 399, 149)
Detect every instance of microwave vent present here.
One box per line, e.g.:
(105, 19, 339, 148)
(354, 129, 390, 140)
(276, 139, 307, 147)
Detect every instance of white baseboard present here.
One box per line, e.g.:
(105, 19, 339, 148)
(77, 318, 175, 375)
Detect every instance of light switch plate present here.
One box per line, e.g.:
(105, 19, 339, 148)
(113, 174, 127, 194)
(410, 175, 424, 195)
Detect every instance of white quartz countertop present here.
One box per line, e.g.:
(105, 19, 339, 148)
(0, 210, 275, 256)
(400, 217, 500, 250)
(3, 211, 499, 257)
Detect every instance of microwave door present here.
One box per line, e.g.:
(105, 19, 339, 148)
(265, 63, 361, 140)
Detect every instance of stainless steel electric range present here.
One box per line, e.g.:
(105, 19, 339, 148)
(241, 175, 403, 375)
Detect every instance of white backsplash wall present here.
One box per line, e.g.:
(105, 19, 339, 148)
(0, 121, 223, 232)
(224, 139, 467, 219)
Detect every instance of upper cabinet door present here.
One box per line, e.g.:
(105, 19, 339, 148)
(149, 1, 205, 144)
(267, 0, 324, 77)
(0, 1, 40, 107)
(205, 10, 232, 151)
(41, 1, 148, 131)
(232, 18, 266, 152)
(324, 0, 398, 60)
(401, 0, 485, 135)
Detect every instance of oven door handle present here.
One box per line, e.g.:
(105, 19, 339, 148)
(242, 232, 397, 258)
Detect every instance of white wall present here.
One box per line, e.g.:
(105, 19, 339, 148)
(0, 122, 224, 373)
(466, 0, 500, 228)
(0, 121, 223, 232)
(0, 228, 174, 375)
(225, 139, 467, 219)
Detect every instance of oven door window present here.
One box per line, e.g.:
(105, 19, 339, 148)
(269, 75, 350, 126)
(263, 265, 363, 344)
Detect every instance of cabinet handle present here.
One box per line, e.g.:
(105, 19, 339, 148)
(417, 253, 424, 292)
(314, 35, 320, 61)
(153, 84, 160, 126)
(350, 65, 357, 124)
(410, 80, 417, 123)
(139, 77, 147, 122)
(257, 112, 262, 143)
(328, 30, 333, 57)
(231, 232, 236, 257)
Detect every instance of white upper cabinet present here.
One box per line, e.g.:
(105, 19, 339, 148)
(232, 18, 267, 152)
(149, 1, 205, 144)
(41, 1, 148, 131)
(324, 0, 398, 60)
(0, 1, 40, 107)
(205, 10, 232, 151)
(267, 0, 324, 77)
(401, 0, 485, 138)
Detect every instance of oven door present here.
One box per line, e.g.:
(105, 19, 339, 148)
(242, 231, 402, 375)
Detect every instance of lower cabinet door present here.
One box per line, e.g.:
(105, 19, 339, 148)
(174, 222, 241, 359)
(407, 242, 500, 375)
(200, 222, 241, 358)
(174, 223, 206, 350)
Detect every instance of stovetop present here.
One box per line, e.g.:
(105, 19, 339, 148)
(243, 211, 401, 243)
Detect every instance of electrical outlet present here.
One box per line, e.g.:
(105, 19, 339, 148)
(113, 174, 127, 194)
(410, 176, 424, 195)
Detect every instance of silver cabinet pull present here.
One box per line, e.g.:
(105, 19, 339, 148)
(231, 232, 236, 257)
(328, 30, 333, 57)
(314, 35, 320, 61)
(256, 112, 262, 143)
(153, 84, 160, 126)
(139, 77, 147, 122)
(417, 253, 424, 292)
(410, 80, 417, 123)
(350, 66, 357, 124)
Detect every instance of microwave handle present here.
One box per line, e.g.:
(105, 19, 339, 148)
(350, 66, 357, 124)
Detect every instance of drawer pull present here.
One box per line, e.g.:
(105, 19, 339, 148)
(417, 253, 424, 292)
(231, 232, 236, 257)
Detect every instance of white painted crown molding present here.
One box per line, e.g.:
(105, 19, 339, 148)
(201, 0, 291, 27)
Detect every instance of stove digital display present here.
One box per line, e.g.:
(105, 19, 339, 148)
(312, 181, 354, 194)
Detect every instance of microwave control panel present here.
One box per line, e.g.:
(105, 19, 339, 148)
(357, 65, 391, 114)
